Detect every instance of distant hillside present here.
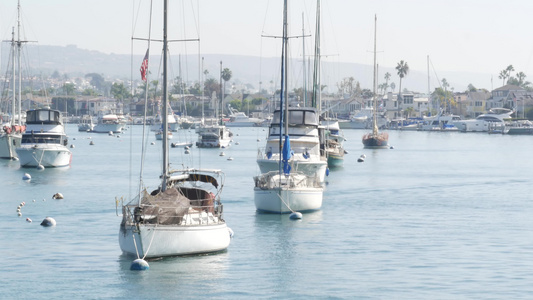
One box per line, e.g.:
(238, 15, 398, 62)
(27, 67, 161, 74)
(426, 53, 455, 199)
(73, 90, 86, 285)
(1, 44, 492, 93)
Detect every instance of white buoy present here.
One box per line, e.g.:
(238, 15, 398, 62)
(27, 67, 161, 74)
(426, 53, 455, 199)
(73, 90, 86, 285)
(290, 212, 303, 220)
(130, 258, 149, 271)
(70, 144, 75, 148)
(390, 146, 394, 149)
(357, 157, 365, 163)
(17, 208, 21, 212)
(18, 212, 22, 217)
(90, 141, 95, 145)
(151, 142, 155, 145)
(52, 193, 64, 200)
(37, 164, 45, 170)
(40, 217, 56, 227)
(73, 137, 76, 140)
(32, 199, 36, 202)
(184, 146, 190, 150)
(26, 218, 32, 223)
(219, 152, 225, 156)
(257, 139, 261, 142)
(116, 135, 120, 138)
(227, 157, 233, 161)
(235, 142, 240, 145)
(22, 173, 31, 180)
(184, 150, 190, 154)
(108, 131, 113, 136)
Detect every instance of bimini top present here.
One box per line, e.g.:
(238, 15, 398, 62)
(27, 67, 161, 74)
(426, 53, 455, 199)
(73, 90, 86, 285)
(25, 109, 62, 125)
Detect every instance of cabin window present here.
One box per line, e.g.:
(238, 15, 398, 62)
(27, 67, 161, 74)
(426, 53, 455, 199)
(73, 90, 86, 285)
(288, 111, 303, 124)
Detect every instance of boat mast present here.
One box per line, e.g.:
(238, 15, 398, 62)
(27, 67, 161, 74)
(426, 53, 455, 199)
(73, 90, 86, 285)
(302, 13, 306, 106)
(161, 0, 169, 191)
(278, 0, 288, 176)
(16, 0, 22, 124)
(427, 55, 430, 116)
(312, 0, 321, 110)
(372, 14, 378, 137)
(11, 27, 15, 126)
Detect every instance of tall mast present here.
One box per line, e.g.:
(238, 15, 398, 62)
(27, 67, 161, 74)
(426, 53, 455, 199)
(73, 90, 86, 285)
(161, 0, 169, 191)
(283, 0, 289, 137)
(427, 55, 430, 115)
(372, 14, 378, 136)
(11, 27, 16, 126)
(312, 0, 321, 110)
(302, 13, 306, 106)
(17, 0, 22, 124)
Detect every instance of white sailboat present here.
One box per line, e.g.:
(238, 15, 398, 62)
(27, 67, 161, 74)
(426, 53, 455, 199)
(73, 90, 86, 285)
(253, 0, 323, 214)
(119, 0, 231, 260)
(0, 4, 25, 159)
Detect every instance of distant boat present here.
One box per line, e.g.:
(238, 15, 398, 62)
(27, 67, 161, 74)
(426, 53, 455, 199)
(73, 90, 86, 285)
(92, 114, 124, 133)
(339, 107, 389, 130)
(454, 108, 513, 132)
(362, 15, 389, 149)
(419, 109, 461, 131)
(321, 119, 346, 167)
(195, 123, 232, 148)
(505, 120, 533, 135)
(16, 108, 72, 168)
(253, 0, 323, 214)
(155, 130, 173, 140)
(225, 106, 263, 127)
(119, 0, 231, 258)
(77, 115, 95, 132)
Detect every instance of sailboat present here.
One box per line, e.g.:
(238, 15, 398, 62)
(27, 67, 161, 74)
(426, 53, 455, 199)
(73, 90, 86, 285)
(362, 15, 389, 149)
(119, 0, 231, 259)
(0, 3, 25, 159)
(253, 0, 323, 214)
(312, 0, 345, 167)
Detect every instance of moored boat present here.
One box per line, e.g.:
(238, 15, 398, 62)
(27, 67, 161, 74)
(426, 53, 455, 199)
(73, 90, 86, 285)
(16, 108, 71, 168)
(119, 0, 231, 259)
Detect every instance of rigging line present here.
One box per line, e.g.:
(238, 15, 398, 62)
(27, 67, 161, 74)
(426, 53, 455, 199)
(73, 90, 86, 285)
(129, 1, 136, 203)
(138, 0, 154, 203)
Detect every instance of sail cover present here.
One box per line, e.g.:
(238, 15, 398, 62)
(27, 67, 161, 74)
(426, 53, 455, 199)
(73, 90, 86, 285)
(140, 188, 190, 225)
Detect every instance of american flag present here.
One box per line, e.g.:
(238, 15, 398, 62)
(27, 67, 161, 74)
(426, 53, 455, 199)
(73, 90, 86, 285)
(140, 49, 149, 81)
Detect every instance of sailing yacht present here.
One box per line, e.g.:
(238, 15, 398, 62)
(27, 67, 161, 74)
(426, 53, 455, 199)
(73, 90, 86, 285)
(362, 15, 389, 149)
(254, 0, 323, 214)
(0, 4, 25, 159)
(119, 0, 231, 259)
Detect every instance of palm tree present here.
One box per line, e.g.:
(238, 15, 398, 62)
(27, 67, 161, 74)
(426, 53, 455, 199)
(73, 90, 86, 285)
(498, 70, 508, 86)
(384, 72, 391, 92)
(396, 60, 409, 117)
(221, 68, 232, 96)
(506, 65, 515, 82)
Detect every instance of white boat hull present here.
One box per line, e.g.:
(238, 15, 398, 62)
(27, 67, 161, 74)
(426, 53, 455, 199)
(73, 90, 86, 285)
(254, 187, 323, 213)
(92, 123, 124, 133)
(16, 145, 72, 167)
(0, 133, 21, 159)
(119, 223, 231, 258)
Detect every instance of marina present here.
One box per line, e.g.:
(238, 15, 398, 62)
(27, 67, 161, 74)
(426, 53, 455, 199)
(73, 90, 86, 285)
(2, 125, 533, 298)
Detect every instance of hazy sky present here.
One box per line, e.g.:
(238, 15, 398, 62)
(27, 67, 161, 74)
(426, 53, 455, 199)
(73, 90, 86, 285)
(2, 0, 533, 91)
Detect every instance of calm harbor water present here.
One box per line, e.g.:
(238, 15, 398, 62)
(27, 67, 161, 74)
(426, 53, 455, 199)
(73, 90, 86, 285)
(2, 125, 533, 299)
